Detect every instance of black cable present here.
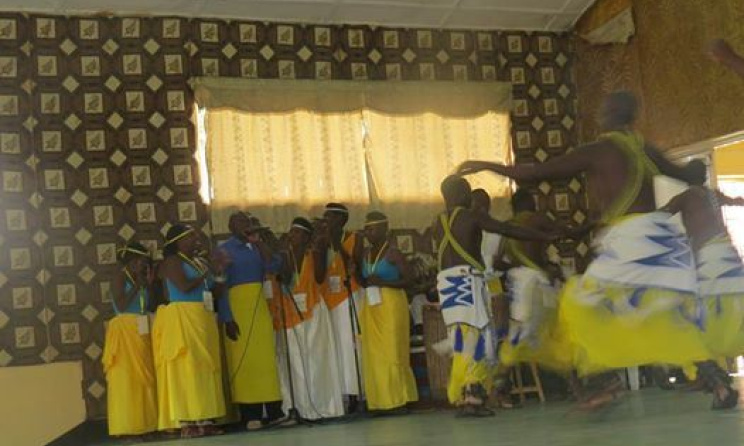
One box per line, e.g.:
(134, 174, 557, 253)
(227, 285, 263, 384)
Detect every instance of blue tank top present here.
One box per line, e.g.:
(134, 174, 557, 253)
(363, 257, 401, 281)
(166, 258, 213, 303)
(113, 278, 149, 315)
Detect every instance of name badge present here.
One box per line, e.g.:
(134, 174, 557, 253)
(366, 287, 382, 307)
(137, 314, 150, 335)
(263, 280, 274, 299)
(329, 276, 342, 294)
(293, 293, 307, 313)
(203, 290, 215, 312)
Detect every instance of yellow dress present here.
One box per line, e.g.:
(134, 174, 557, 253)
(223, 283, 282, 404)
(103, 314, 158, 435)
(361, 287, 419, 410)
(153, 302, 226, 429)
(361, 258, 418, 410)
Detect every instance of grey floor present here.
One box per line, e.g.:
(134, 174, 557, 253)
(116, 388, 744, 446)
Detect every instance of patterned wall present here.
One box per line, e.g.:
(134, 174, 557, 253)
(0, 13, 584, 419)
(577, 0, 744, 148)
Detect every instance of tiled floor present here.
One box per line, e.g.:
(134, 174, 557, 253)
(108, 388, 744, 446)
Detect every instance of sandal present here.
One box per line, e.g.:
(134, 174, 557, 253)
(712, 388, 739, 410)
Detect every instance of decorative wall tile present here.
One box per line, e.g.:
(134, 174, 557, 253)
(0, 13, 582, 420)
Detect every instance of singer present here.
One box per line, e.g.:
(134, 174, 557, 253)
(217, 211, 287, 430)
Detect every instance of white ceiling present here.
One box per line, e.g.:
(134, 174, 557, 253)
(0, 0, 597, 31)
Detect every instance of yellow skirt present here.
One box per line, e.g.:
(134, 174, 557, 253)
(447, 324, 492, 405)
(152, 302, 225, 429)
(560, 276, 712, 375)
(360, 287, 418, 410)
(700, 295, 744, 358)
(499, 311, 574, 374)
(224, 283, 282, 404)
(103, 314, 158, 436)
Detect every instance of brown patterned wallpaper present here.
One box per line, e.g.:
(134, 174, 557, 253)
(577, 0, 744, 149)
(0, 13, 584, 419)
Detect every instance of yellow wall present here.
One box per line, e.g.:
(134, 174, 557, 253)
(0, 362, 86, 446)
(715, 142, 744, 177)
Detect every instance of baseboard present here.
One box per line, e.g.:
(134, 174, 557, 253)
(47, 420, 108, 446)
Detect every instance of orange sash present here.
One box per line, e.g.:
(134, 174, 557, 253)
(272, 252, 321, 329)
(323, 233, 361, 310)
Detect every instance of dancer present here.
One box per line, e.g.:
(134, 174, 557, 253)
(218, 211, 285, 430)
(458, 91, 713, 405)
(103, 242, 157, 438)
(321, 203, 364, 412)
(153, 225, 226, 437)
(497, 189, 573, 373)
(661, 165, 744, 409)
(358, 211, 419, 412)
(433, 176, 555, 416)
(275, 217, 345, 420)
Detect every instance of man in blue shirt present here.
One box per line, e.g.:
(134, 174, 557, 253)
(218, 211, 285, 430)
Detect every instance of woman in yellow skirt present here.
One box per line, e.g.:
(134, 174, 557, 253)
(359, 211, 418, 412)
(154, 225, 227, 438)
(103, 242, 158, 437)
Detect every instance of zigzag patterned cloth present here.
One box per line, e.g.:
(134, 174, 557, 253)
(697, 236, 744, 297)
(437, 265, 491, 330)
(587, 211, 697, 294)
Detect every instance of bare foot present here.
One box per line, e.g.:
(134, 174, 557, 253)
(180, 426, 203, 439)
(201, 425, 225, 436)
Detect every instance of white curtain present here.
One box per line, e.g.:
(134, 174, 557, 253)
(192, 78, 513, 231)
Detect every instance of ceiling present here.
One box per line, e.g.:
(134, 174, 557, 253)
(0, 0, 597, 31)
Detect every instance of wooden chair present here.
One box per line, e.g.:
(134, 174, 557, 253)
(510, 362, 545, 403)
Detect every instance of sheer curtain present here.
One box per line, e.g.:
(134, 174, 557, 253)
(205, 109, 368, 233)
(363, 110, 512, 227)
(191, 78, 512, 231)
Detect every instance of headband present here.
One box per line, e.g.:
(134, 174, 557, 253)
(164, 227, 195, 247)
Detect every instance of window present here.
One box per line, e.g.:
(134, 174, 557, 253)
(192, 78, 513, 232)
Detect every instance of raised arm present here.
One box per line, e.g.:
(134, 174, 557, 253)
(458, 145, 595, 182)
(476, 212, 555, 242)
(644, 144, 702, 184)
(714, 190, 744, 206)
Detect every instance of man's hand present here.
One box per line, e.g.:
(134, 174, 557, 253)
(457, 160, 501, 176)
(225, 320, 240, 341)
